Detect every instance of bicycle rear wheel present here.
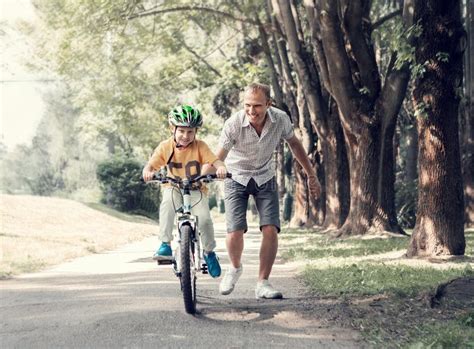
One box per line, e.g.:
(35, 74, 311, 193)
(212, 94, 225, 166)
(179, 224, 197, 314)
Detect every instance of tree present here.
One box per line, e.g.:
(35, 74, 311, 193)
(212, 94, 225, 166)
(310, 0, 413, 236)
(407, 0, 466, 257)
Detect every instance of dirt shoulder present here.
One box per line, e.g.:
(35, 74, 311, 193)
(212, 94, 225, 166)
(0, 194, 158, 278)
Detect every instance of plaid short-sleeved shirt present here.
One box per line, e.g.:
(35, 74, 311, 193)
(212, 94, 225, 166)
(218, 106, 294, 186)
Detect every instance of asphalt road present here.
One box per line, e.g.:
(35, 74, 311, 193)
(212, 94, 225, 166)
(1, 221, 361, 348)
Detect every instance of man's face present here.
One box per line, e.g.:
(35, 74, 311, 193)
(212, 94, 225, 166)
(174, 126, 196, 147)
(243, 90, 271, 126)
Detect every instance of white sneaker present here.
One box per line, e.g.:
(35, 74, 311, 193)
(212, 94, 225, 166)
(219, 265, 243, 295)
(255, 280, 283, 299)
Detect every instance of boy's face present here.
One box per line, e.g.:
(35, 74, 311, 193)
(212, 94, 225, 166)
(174, 126, 197, 147)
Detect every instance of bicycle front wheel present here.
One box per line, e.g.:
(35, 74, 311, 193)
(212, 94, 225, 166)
(179, 224, 197, 314)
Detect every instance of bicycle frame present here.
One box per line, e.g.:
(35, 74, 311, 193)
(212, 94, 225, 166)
(174, 180, 201, 280)
(146, 172, 231, 314)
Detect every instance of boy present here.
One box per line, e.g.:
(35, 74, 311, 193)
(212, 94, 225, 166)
(142, 105, 227, 278)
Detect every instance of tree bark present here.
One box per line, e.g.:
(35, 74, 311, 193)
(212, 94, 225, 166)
(407, 0, 466, 257)
(321, 100, 350, 228)
(405, 124, 418, 182)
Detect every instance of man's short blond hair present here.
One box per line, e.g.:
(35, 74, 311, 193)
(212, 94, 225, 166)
(244, 83, 271, 101)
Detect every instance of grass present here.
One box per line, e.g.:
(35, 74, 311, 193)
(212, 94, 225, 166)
(280, 227, 474, 348)
(406, 313, 474, 349)
(302, 263, 473, 298)
(0, 195, 158, 278)
(283, 235, 410, 259)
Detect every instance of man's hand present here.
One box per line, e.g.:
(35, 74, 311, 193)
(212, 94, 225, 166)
(307, 175, 321, 197)
(216, 165, 228, 179)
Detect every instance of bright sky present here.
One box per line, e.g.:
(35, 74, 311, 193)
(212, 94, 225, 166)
(1, 0, 46, 150)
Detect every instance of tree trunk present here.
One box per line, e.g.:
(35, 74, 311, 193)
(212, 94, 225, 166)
(407, 0, 466, 257)
(378, 98, 407, 235)
(405, 124, 418, 182)
(337, 123, 382, 235)
(462, 0, 474, 227)
(290, 161, 309, 227)
(321, 101, 350, 229)
(289, 84, 319, 227)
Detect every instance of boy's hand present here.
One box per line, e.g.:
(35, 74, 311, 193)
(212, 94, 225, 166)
(142, 168, 154, 182)
(216, 166, 228, 179)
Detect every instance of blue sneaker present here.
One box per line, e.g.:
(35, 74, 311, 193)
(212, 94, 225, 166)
(153, 242, 172, 260)
(204, 251, 221, 278)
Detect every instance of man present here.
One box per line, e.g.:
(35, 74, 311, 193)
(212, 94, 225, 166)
(216, 83, 320, 299)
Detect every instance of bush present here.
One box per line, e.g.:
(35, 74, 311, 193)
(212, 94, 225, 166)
(219, 199, 225, 213)
(96, 156, 160, 218)
(208, 194, 217, 210)
(395, 179, 418, 229)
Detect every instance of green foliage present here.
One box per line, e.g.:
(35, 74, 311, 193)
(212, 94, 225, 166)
(435, 51, 450, 63)
(28, 0, 250, 156)
(414, 100, 430, 118)
(0, 85, 103, 198)
(395, 179, 418, 229)
(392, 21, 423, 70)
(96, 156, 160, 217)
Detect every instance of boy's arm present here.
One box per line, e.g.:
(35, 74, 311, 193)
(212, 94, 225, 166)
(142, 143, 166, 182)
(142, 162, 156, 182)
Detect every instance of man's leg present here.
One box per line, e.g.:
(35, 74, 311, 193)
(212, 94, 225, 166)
(259, 225, 278, 280)
(226, 230, 245, 268)
(253, 177, 283, 299)
(220, 179, 248, 295)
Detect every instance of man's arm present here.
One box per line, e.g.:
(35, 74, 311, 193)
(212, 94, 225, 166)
(215, 147, 229, 162)
(285, 135, 321, 197)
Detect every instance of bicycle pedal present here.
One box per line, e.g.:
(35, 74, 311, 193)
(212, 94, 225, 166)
(157, 259, 173, 265)
(201, 263, 208, 273)
(156, 256, 174, 265)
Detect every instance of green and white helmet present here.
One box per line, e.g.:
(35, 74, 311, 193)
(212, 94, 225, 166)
(168, 105, 203, 128)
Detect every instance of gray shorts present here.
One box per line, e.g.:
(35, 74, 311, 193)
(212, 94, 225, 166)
(224, 177, 280, 233)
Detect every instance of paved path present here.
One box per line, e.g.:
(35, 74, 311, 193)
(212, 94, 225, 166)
(1, 222, 362, 348)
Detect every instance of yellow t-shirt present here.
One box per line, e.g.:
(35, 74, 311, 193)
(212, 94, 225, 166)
(148, 138, 218, 191)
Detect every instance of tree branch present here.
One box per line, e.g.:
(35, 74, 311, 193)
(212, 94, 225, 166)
(127, 6, 259, 25)
(318, 0, 358, 119)
(343, 0, 381, 100)
(276, 0, 328, 136)
(372, 9, 402, 31)
(304, 0, 332, 95)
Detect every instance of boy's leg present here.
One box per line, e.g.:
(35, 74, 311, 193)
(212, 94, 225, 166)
(190, 191, 216, 252)
(154, 187, 180, 259)
(191, 191, 221, 277)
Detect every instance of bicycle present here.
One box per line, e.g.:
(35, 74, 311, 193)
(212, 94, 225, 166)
(146, 171, 231, 314)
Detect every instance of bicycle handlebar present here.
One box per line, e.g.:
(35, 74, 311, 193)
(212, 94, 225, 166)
(143, 172, 232, 187)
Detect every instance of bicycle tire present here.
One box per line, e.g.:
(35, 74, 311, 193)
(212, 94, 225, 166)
(179, 224, 197, 314)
